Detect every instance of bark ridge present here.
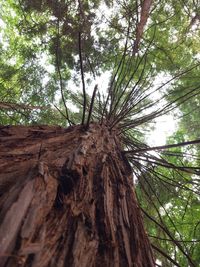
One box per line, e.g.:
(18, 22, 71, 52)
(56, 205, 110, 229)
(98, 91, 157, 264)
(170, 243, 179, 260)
(0, 124, 155, 267)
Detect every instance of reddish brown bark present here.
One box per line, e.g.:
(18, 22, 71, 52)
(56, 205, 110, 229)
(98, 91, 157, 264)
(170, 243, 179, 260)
(0, 123, 155, 267)
(133, 0, 152, 55)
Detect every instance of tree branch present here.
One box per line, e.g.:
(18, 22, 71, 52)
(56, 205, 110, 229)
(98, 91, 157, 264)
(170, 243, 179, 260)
(55, 19, 72, 125)
(124, 138, 200, 154)
(151, 244, 181, 267)
(86, 85, 98, 128)
(133, 0, 152, 55)
(78, 31, 87, 125)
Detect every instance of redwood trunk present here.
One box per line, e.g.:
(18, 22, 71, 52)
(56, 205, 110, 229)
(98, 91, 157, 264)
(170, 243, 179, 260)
(0, 124, 155, 267)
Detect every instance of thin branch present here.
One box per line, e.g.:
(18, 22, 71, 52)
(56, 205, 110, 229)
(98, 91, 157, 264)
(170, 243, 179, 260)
(55, 19, 72, 125)
(101, 22, 131, 122)
(141, 208, 195, 266)
(86, 84, 98, 128)
(124, 138, 200, 154)
(0, 101, 46, 110)
(78, 31, 87, 125)
(149, 235, 200, 243)
(52, 103, 74, 124)
(151, 244, 181, 267)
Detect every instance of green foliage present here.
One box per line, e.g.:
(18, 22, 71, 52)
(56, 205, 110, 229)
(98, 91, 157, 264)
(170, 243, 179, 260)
(0, 0, 200, 265)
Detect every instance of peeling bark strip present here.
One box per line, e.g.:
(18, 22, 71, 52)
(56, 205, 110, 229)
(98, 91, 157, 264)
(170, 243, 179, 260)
(0, 124, 155, 267)
(133, 0, 152, 54)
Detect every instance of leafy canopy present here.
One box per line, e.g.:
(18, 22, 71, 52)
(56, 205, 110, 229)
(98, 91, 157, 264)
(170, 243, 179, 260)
(0, 0, 200, 266)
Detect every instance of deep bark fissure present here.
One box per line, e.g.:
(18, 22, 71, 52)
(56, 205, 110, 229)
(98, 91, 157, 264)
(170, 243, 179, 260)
(0, 124, 155, 267)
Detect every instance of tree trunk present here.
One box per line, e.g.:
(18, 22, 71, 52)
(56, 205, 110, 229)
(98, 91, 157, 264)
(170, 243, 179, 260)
(0, 123, 155, 267)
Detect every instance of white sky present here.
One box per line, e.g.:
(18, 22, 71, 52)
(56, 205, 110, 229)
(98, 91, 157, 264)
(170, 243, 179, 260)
(146, 73, 178, 146)
(147, 114, 177, 146)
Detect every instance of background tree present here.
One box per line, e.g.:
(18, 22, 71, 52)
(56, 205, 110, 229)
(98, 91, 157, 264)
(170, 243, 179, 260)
(0, 0, 200, 266)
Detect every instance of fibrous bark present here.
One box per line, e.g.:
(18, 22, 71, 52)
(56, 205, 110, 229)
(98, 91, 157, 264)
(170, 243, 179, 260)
(0, 123, 155, 267)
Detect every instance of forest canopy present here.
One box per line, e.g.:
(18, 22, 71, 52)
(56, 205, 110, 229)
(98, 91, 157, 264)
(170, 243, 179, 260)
(0, 0, 200, 266)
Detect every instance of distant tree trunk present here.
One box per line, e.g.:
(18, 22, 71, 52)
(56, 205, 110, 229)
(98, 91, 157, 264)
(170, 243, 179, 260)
(0, 123, 155, 267)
